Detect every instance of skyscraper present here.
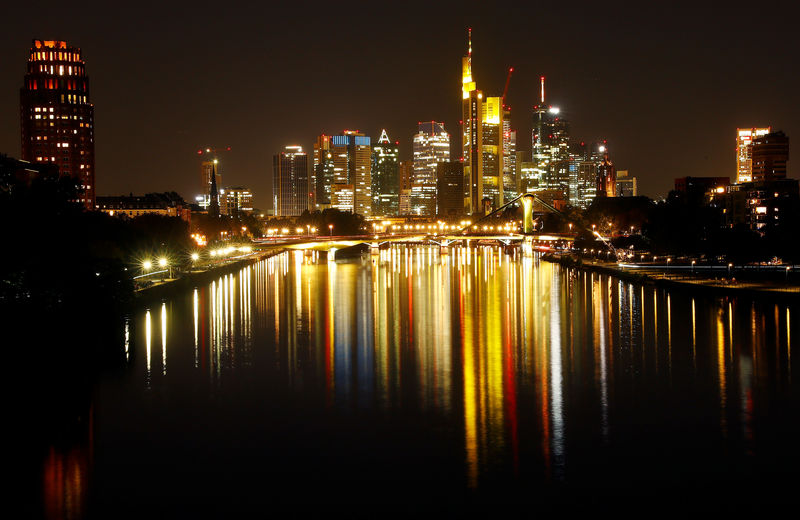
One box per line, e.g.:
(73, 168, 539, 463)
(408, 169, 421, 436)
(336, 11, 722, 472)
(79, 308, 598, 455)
(461, 29, 483, 215)
(312, 134, 333, 208)
(481, 95, 504, 209)
(751, 130, 789, 182)
(736, 127, 771, 183)
(20, 39, 95, 209)
(272, 146, 309, 217)
(329, 131, 371, 215)
(371, 129, 399, 216)
(436, 161, 464, 218)
(412, 121, 451, 216)
(531, 77, 570, 197)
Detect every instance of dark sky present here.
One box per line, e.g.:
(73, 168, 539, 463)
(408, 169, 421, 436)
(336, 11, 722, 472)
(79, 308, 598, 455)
(2, 1, 798, 210)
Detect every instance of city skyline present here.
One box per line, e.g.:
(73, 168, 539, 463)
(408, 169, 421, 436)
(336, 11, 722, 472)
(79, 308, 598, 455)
(1, 3, 798, 210)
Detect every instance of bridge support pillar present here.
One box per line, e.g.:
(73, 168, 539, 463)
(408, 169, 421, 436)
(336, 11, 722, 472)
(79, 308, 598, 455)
(522, 194, 535, 234)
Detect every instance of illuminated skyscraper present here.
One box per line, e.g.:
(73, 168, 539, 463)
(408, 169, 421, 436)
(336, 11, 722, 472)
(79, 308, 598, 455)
(328, 130, 371, 215)
(531, 77, 570, 196)
(412, 121, 451, 216)
(371, 129, 399, 216)
(736, 127, 771, 183)
(481, 95, 504, 209)
(461, 29, 483, 215)
(272, 146, 309, 216)
(20, 39, 95, 209)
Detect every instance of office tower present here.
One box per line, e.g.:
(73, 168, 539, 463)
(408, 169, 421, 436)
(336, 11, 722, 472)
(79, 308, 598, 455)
(436, 161, 464, 218)
(736, 127, 771, 183)
(219, 186, 254, 216)
(461, 29, 483, 215)
(566, 141, 597, 208)
(412, 121, 451, 216)
(481, 95, 504, 209)
(272, 145, 309, 217)
(615, 170, 638, 197)
(751, 131, 789, 182)
(398, 161, 413, 215)
(503, 125, 517, 203)
(329, 130, 371, 215)
(595, 148, 616, 197)
(313, 134, 333, 208)
(371, 129, 399, 216)
(531, 77, 570, 197)
(196, 146, 229, 208)
(20, 39, 95, 209)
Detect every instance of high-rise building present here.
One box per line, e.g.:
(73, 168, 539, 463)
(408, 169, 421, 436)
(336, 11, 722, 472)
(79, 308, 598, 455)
(196, 146, 229, 209)
(481, 95, 504, 209)
(312, 134, 333, 208)
(371, 129, 399, 216)
(272, 146, 309, 217)
(531, 77, 570, 198)
(502, 124, 517, 203)
(461, 29, 483, 215)
(412, 121, 451, 216)
(436, 161, 464, 218)
(328, 131, 371, 215)
(20, 39, 95, 209)
(736, 127, 771, 183)
(751, 131, 789, 182)
(596, 149, 616, 198)
(398, 160, 413, 191)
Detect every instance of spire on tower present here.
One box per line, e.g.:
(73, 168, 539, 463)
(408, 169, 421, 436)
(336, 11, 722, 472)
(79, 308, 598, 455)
(378, 129, 390, 144)
(540, 76, 545, 104)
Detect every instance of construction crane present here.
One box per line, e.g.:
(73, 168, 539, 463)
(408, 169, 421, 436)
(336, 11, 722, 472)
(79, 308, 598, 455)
(502, 67, 514, 107)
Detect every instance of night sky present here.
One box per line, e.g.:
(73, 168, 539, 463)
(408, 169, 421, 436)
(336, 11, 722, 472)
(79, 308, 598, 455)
(1, 1, 798, 210)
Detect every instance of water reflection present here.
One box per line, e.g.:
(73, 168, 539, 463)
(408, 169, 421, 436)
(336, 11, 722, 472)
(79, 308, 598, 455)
(126, 245, 798, 493)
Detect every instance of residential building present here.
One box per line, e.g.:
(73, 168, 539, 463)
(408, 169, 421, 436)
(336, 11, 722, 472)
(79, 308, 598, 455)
(20, 39, 95, 209)
(751, 130, 789, 182)
(736, 127, 771, 183)
(96, 192, 191, 222)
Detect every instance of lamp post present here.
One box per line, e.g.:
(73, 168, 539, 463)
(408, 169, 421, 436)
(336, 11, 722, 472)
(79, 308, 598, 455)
(691, 260, 696, 276)
(329, 224, 333, 238)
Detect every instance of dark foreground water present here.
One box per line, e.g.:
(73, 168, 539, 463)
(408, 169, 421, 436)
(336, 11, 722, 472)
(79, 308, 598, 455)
(34, 246, 799, 515)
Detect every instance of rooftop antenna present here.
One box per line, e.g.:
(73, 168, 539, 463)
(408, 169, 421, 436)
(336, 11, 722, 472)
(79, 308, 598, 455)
(540, 76, 545, 104)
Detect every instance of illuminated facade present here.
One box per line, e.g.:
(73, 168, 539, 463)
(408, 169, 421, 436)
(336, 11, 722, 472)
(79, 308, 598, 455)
(371, 129, 399, 216)
(219, 186, 254, 216)
(531, 77, 570, 197)
(595, 149, 616, 198)
(736, 127, 770, 183)
(20, 39, 95, 209)
(96, 192, 191, 222)
(615, 170, 638, 197)
(313, 134, 333, 208)
(481, 96, 504, 209)
(272, 146, 309, 217)
(329, 131, 371, 215)
(412, 121, 451, 216)
(461, 29, 483, 215)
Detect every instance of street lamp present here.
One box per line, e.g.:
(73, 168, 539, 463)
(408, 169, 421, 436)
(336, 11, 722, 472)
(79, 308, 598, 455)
(728, 263, 733, 276)
(329, 224, 333, 237)
(191, 252, 199, 262)
(691, 260, 696, 275)
(143, 260, 152, 271)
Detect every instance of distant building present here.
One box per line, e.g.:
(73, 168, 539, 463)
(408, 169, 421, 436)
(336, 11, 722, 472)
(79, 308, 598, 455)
(736, 127, 771, 183)
(436, 161, 464, 218)
(615, 170, 638, 197)
(96, 192, 191, 222)
(481, 95, 504, 209)
(219, 186, 253, 216)
(398, 160, 413, 192)
(0, 153, 59, 188)
(674, 176, 730, 198)
(725, 179, 798, 232)
(595, 150, 616, 198)
(461, 29, 483, 215)
(371, 129, 399, 216)
(272, 146, 309, 217)
(330, 131, 371, 215)
(196, 147, 229, 208)
(751, 131, 789, 182)
(412, 121, 450, 216)
(312, 134, 333, 209)
(398, 188, 412, 216)
(20, 39, 95, 209)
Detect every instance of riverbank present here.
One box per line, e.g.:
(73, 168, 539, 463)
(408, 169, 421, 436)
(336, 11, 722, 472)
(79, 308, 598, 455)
(542, 252, 800, 301)
(135, 248, 285, 305)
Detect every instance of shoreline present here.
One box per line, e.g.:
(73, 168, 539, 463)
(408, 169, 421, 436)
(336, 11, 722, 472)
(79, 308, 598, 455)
(542, 252, 800, 302)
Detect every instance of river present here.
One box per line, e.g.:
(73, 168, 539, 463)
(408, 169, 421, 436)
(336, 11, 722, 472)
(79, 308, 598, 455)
(37, 245, 799, 514)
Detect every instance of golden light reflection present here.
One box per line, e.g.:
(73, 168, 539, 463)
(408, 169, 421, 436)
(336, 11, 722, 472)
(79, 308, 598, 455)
(161, 302, 167, 375)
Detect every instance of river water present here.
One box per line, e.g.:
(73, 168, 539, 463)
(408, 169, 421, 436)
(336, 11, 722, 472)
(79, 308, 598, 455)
(38, 245, 799, 514)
